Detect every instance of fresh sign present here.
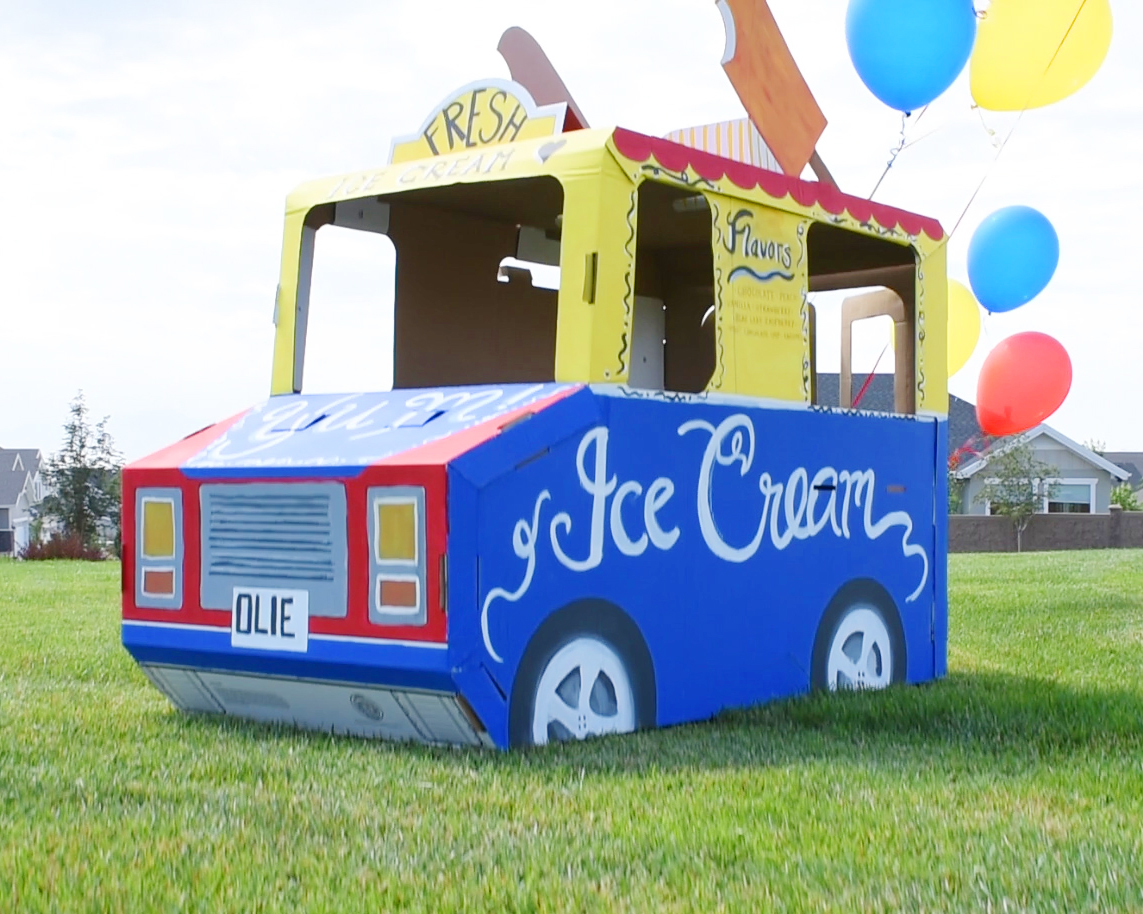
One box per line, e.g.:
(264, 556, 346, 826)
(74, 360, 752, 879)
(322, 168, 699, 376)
(389, 78, 567, 164)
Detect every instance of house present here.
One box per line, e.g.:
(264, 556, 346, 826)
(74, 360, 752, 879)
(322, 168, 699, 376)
(0, 449, 45, 556)
(1105, 451, 1143, 499)
(815, 372, 984, 457)
(816, 373, 1133, 515)
(955, 426, 1130, 515)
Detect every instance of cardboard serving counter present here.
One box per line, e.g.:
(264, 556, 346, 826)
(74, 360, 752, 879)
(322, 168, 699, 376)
(121, 62, 950, 749)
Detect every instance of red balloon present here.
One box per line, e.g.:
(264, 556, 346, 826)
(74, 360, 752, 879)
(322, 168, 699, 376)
(976, 332, 1072, 437)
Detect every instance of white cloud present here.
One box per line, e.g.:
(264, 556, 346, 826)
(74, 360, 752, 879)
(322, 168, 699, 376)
(2, 0, 1141, 457)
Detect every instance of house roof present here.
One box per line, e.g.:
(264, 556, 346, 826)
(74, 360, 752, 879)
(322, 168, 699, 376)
(0, 448, 42, 509)
(956, 425, 1132, 481)
(813, 375, 1130, 484)
(815, 373, 983, 455)
(0, 472, 28, 509)
(9, 449, 41, 476)
(1106, 452, 1143, 489)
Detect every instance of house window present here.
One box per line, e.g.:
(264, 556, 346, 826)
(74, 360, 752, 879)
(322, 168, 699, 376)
(1045, 480, 1096, 514)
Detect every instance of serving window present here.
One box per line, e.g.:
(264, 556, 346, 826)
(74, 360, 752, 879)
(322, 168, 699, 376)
(806, 223, 919, 415)
(629, 181, 716, 394)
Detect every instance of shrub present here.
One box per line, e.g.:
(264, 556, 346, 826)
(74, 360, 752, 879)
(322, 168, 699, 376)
(1111, 483, 1141, 512)
(20, 534, 106, 561)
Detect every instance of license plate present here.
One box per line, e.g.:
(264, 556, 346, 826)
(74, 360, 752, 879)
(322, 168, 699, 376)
(231, 587, 309, 653)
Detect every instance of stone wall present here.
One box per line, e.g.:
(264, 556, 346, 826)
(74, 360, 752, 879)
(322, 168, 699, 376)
(949, 506, 1143, 553)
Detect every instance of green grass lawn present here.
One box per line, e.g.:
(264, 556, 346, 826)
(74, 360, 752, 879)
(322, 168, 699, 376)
(2, 553, 1142, 913)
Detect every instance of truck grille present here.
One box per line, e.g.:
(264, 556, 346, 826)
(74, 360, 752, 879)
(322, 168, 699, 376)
(199, 483, 348, 617)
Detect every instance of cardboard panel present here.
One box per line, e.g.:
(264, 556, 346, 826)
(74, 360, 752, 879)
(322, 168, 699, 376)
(466, 388, 939, 746)
(661, 269, 716, 393)
(179, 385, 569, 477)
(838, 289, 915, 415)
(664, 118, 780, 172)
(386, 200, 559, 388)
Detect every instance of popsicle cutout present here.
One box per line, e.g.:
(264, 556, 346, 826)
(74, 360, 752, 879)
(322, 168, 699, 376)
(717, 0, 830, 181)
(497, 27, 590, 131)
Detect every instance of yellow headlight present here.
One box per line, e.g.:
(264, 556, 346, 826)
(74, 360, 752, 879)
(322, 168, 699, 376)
(375, 500, 417, 562)
(141, 498, 175, 559)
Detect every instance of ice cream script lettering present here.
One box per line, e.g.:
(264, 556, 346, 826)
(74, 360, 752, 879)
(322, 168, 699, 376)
(481, 415, 929, 662)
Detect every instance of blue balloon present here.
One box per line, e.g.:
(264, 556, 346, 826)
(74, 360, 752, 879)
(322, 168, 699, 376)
(846, 0, 977, 112)
(967, 206, 1060, 313)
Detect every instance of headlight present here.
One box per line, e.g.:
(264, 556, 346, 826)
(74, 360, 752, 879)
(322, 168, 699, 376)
(137, 487, 183, 608)
(142, 499, 175, 559)
(368, 487, 427, 625)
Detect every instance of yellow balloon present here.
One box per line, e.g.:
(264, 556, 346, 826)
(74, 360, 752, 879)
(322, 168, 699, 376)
(947, 280, 981, 378)
(887, 281, 980, 378)
(971, 0, 1113, 112)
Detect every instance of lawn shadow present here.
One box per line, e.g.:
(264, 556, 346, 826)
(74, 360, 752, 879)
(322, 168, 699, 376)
(552, 669, 1143, 773)
(161, 669, 1143, 775)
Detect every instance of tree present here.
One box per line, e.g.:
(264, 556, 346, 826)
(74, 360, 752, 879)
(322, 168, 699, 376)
(37, 392, 124, 555)
(1111, 483, 1141, 512)
(947, 465, 966, 514)
(974, 435, 1059, 553)
(948, 436, 990, 516)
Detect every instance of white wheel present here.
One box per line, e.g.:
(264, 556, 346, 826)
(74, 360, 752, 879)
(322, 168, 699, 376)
(531, 637, 636, 745)
(825, 606, 894, 691)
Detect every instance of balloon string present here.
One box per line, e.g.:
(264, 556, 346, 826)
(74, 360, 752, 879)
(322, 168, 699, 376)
(974, 106, 1001, 150)
(901, 123, 948, 152)
(853, 343, 889, 409)
(945, 109, 1028, 241)
(868, 106, 927, 200)
(944, 0, 1091, 242)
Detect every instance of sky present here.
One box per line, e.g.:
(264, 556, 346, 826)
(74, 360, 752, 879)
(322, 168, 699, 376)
(2, 0, 1141, 461)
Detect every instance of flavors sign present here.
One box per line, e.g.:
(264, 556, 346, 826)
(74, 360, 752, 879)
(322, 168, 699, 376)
(710, 195, 810, 403)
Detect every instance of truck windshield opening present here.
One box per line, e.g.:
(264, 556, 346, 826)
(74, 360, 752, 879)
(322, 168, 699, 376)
(296, 175, 564, 393)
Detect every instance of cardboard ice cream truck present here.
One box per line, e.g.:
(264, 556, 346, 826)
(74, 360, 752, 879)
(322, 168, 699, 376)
(121, 17, 950, 749)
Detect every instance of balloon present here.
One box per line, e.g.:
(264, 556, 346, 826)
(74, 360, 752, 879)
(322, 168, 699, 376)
(967, 206, 1059, 313)
(845, 0, 977, 112)
(971, 0, 1113, 112)
(887, 279, 981, 379)
(976, 332, 1072, 437)
(947, 280, 981, 377)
